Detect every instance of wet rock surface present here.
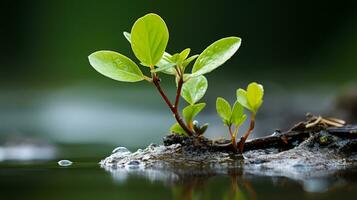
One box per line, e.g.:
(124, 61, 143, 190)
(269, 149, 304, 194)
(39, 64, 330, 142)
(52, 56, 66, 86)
(100, 124, 357, 184)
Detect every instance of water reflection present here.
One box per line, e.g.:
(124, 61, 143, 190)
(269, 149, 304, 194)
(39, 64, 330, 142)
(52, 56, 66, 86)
(103, 162, 357, 199)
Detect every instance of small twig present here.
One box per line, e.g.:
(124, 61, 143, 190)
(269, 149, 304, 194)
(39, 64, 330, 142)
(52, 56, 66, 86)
(325, 117, 346, 125)
(306, 116, 322, 128)
(321, 118, 344, 127)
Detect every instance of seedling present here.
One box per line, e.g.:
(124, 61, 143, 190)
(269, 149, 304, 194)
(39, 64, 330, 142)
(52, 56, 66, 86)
(88, 13, 263, 153)
(216, 98, 247, 149)
(236, 82, 264, 153)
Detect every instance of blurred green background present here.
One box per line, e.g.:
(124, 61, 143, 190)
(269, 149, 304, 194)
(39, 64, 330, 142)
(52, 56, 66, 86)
(1, 0, 356, 149)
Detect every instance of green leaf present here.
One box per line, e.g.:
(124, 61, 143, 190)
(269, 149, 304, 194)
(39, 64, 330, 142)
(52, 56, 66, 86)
(170, 123, 187, 135)
(246, 82, 264, 113)
(183, 103, 206, 124)
(191, 37, 241, 76)
(179, 48, 190, 61)
(124, 31, 175, 75)
(156, 52, 176, 75)
(231, 101, 247, 126)
(123, 31, 131, 43)
(169, 53, 180, 63)
(181, 75, 208, 105)
(216, 97, 232, 125)
(182, 55, 199, 68)
(236, 88, 251, 110)
(131, 13, 169, 67)
(236, 82, 264, 114)
(88, 50, 144, 82)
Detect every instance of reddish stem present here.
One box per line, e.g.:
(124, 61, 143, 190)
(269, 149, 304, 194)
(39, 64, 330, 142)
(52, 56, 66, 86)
(175, 77, 183, 110)
(238, 115, 255, 153)
(152, 74, 194, 136)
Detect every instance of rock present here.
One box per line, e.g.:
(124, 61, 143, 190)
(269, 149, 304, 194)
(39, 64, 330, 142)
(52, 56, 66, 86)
(100, 123, 357, 185)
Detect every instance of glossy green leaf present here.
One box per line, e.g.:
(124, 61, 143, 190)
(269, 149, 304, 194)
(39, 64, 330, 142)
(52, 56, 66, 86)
(131, 13, 169, 67)
(179, 48, 190, 61)
(124, 31, 176, 75)
(231, 101, 247, 126)
(170, 123, 187, 135)
(123, 31, 131, 43)
(191, 37, 241, 76)
(183, 103, 206, 124)
(169, 53, 180, 63)
(237, 82, 264, 114)
(156, 52, 176, 75)
(247, 82, 264, 112)
(236, 89, 250, 110)
(182, 55, 199, 68)
(181, 75, 208, 105)
(88, 50, 144, 82)
(216, 97, 232, 125)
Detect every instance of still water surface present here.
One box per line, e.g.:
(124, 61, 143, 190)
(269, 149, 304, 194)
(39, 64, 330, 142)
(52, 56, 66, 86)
(1, 154, 357, 200)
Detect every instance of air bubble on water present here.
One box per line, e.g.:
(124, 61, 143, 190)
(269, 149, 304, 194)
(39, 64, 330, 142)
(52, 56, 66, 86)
(58, 159, 72, 167)
(112, 146, 131, 154)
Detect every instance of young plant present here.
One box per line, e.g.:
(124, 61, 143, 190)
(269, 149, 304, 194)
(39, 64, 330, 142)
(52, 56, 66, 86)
(236, 82, 264, 153)
(88, 13, 241, 137)
(216, 98, 247, 149)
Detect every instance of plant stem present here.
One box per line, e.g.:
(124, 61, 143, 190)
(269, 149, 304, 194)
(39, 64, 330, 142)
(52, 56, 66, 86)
(229, 125, 237, 149)
(152, 74, 194, 136)
(174, 76, 183, 110)
(238, 114, 255, 154)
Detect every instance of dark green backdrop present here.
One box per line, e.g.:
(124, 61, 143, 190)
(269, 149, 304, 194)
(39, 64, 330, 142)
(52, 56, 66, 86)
(2, 0, 357, 85)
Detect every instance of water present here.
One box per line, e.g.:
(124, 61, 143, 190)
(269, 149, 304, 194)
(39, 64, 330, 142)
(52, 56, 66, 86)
(1, 150, 357, 200)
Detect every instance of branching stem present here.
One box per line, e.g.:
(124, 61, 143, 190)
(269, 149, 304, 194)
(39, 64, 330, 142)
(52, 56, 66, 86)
(152, 73, 194, 136)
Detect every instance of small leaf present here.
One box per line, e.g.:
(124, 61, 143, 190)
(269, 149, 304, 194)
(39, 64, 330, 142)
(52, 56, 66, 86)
(236, 88, 251, 111)
(182, 55, 199, 68)
(156, 52, 177, 75)
(88, 50, 144, 82)
(192, 120, 208, 135)
(123, 31, 131, 43)
(237, 82, 264, 114)
(191, 37, 241, 76)
(246, 82, 264, 113)
(183, 103, 206, 124)
(131, 13, 169, 67)
(216, 97, 232, 125)
(179, 48, 191, 61)
(181, 75, 208, 105)
(231, 101, 247, 126)
(170, 123, 187, 135)
(169, 53, 180, 63)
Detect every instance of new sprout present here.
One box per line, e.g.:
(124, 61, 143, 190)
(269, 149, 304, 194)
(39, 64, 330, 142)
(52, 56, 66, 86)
(236, 82, 264, 153)
(216, 98, 247, 150)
